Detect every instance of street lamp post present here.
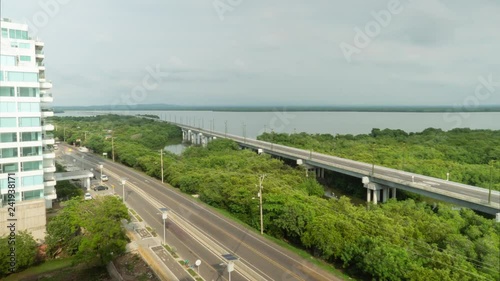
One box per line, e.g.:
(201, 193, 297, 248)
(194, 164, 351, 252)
(160, 149, 164, 183)
(489, 160, 497, 204)
(121, 179, 126, 202)
(446, 172, 450, 181)
(222, 254, 238, 281)
(224, 121, 227, 138)
(99, 164, 103, 184)
(257, 174, 266, 235)
(159, 208, 168, 245)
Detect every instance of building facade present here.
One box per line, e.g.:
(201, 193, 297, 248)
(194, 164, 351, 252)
(0, 18, 56, 241)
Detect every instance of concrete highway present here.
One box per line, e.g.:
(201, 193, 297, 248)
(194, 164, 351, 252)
(176, 123, 500, 214)
(61, 143, 341, 281)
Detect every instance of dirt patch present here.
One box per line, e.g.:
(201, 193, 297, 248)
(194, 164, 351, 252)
(113, 252, 160, 281)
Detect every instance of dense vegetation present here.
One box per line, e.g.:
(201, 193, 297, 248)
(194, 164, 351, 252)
(51, 116, 500, 280)
(258, 128, 500, 190)
(0, 231, 39, 276)
(45, 196, 129, 265)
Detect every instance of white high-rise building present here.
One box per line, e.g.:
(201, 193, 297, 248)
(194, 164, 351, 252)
(0, 18, 56, 240)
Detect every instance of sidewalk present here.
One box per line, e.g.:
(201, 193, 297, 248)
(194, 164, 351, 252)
(122, 210, 203, 281)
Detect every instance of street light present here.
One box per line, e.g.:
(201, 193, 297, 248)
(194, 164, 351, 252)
(221, 254, 238, 281)
(257, 174, 266, 235)
(159, 208, 168, 245)
(489, 160, 497, 204)
(121, 179, 126, 202)
(446, 172, 450, 181)
(161, 149, 164, 183)
(99, 164, 103, 184)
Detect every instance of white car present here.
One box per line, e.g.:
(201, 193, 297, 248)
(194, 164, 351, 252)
(84, 193, 92, 200)
(101, 175, 109, 181)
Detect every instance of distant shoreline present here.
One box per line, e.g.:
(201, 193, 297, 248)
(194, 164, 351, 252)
(54, 105, 500, 113)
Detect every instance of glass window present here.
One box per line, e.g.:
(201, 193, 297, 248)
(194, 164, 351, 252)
(6, 72, 38, 82)
(22, 175, 43, 187)
(0, 118, 16, 128)
(0, 179, 7, 191)
(22, 161, 42, 172)
(24, 190, 43, 200)
(0, 87, 15, 97)
(0, 55, 17, 66)
(21, 132, 40, 142)
(19, 43, 30, 49)
(0, 148, 18, 159)
(2, 193, 21, 203)
(20, 55, 31, 62)
(1, 163, 19, 173)
(19, 117, 40, 127)
(1, 28, 7, 38)
(18, 87, 39, 97)
(9, 29, 15, 38)
(0, 133, 17, 142)
(18, 103, 40, 113)
(21, 147, 41, 157)
(0, 102, 16, 113)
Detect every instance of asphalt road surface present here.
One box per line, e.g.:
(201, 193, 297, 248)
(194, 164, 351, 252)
(61, 144, 341, 281)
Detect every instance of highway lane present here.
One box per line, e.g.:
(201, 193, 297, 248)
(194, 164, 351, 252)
(62, 144, 340, 281)
(177, 124, 499, 208)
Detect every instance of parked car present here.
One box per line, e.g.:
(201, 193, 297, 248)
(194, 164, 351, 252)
(101, 175, 109, 181)
(84, 193, 92, 200)
(93, 185, 108, 191)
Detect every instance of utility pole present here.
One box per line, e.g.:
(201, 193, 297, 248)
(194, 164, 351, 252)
(160, 149, 164, 183)
(225, 121, 228, 138)
(489, 160, 496, 204)
(111, 136, 115, 162)
(257, 174, 266, 235)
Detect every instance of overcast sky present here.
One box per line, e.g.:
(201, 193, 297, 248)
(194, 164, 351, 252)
(2, 0, 499, 107)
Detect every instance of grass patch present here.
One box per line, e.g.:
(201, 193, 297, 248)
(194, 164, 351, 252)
(4, 258, 74, 281)
(145, 226, 157, 237)
(187, 268, 196, 276)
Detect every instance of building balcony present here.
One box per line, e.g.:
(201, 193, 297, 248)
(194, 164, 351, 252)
(43, 166, 56, 173)
(41, 109, 54, 118)
(43, 151, 55, 159)
(44, 178, 56, 187)
(40, 81, 53, 89)
(42, 124, 55, 131)
(38, 64, 45, 71)
(40, 93, 53, 103)
(35, 41, 45, 48)
(45, 192, 57, 200)
(39, 78, 46, 83)
(35, 51, 45, 60)
(42, 137, 55, 146)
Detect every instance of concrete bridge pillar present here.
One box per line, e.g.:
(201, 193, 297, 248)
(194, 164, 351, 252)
(373, 188, 378, 205)
(383, 188, 389, 203)
(85, 178, 90, 191)
(392, 187, 397, 199)
(363, 177, 392, 205)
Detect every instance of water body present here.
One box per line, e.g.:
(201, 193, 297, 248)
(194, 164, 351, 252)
(60, 110, 499, 138)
